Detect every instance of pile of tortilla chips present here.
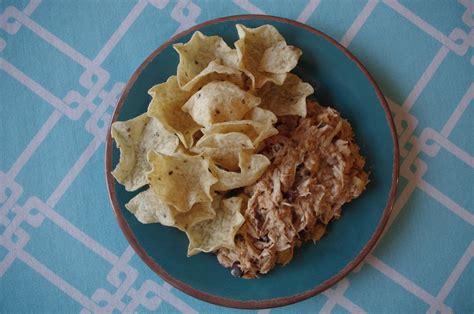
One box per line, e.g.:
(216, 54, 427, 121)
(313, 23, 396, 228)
(111, 24, 314, 257)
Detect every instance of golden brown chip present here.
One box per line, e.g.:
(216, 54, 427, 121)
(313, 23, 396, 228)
(202, 108, 278, 149)
(258, 40, 302, 74)
(181, 59, 243, 92)
(125, 189, 176, 225)
(147, 76, 201, 148)
(211, 151, 270, 191)
(256, 73, 314, 117)
(125, 189, 216, 230)
(174, 31, 238, 87)
(177, 205, 214, 231)
(111, 114, 179, 191)
(191, 132, 254, 171)
(147, 151, 218, 212)
(182, 81, 260, 127)
(244, 106, 278, 124)
(187, 196, 245, 256)
(235, 24, 299, 89)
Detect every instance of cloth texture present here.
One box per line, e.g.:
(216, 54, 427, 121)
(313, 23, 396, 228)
(1, 0, 473, 313)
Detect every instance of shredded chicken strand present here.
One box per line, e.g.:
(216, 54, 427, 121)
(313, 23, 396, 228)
(217, 100, 369, 278)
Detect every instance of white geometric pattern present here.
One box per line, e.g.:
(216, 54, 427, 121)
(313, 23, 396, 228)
(1, 0, 472, 312)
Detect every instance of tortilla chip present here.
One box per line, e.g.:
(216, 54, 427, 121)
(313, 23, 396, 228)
(258, 40, 302, 74)
(187, 196, 245, 256)
(191, 132, 254, 171)
(175, 196, 220, 231)
(182, 81, 260, 127)
(181, 59, 243, 92)
(147, 151, 218, 212)
(202, 107, 278, 149)
(174, 31, 238, 87)
(234, 24, 291, 89)
(125, 189, 215, 230)
(147, 76, 200, 148)
(257, 73, 314, 117)
(244, 106, 278, 124)
(211, 151, 270, 191)
(125, 189, 176, 225)
(111, 114, 179, 191)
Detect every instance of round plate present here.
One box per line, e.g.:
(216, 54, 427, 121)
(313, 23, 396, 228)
(105, 15, 399, 309)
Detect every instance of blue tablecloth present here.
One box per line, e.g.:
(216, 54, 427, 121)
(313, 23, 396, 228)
(1, 0, 473, 313)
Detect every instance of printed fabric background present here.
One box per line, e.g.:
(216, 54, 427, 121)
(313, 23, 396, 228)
(0, 0, 473, 313)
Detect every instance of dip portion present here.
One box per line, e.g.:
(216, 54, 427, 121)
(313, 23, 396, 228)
(217, 100, 369, 278)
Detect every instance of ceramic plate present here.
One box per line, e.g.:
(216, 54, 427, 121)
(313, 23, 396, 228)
(105, 15, 399, 309)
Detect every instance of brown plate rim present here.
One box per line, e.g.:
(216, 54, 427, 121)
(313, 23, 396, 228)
(105, 14, 400, 309)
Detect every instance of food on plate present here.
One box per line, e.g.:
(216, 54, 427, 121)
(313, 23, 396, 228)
(182, 81, 261, 127)
(111, 24, 368, 278)
(147, 76, 199, 148)
(235, 24, 299, 89)
(217, 101, 369, 278)
(111, 113, 179, 191)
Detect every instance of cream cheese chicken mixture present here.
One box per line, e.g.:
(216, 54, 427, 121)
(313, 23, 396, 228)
(111, 24, 369, 278)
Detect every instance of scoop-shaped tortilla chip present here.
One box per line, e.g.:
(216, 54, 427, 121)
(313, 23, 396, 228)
(174, 31, 238, 87)
(181, 59, 243, 92)
(211, 151, 270, 191)
(257, 73, 314, 117)
(125, 189, 216, 230)
(147, 76, 200, 148)
(235, 24, 293, 89)
(244, 106, 278, 124)
(182, 81, 260, 127)
(191, 132, 254, 171)
(125, 189, 176, 225)
(175, 195, 220, 231)
(111, 114, 179, 191)
(187, 196, 245, 256)
(258, 40, 302, 74)
(147, 151, 218, 212)
(202, 107, 278, 149)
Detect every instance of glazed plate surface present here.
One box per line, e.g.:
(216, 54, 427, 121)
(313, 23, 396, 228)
(105, 15, 399, 309)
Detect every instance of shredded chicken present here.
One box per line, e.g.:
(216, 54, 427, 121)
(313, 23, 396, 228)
(217, 100, 369, 278)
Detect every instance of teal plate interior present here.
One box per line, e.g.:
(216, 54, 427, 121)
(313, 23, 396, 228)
(105, 15, 399, 309)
